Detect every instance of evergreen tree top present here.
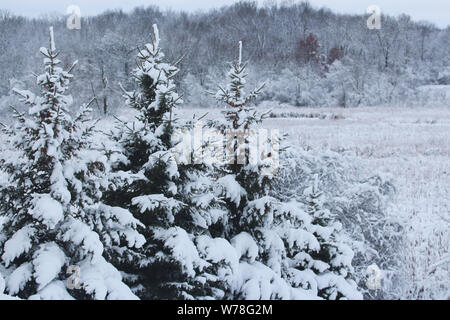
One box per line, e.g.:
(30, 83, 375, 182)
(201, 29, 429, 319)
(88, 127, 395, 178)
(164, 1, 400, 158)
(21, 27, 77, 118)
(121, 24, 182, 131)
(305, 175, 333, 223)
(216, 41, 265, 110)
(2, 27, 90, 172)
(213, 41, 267, 131)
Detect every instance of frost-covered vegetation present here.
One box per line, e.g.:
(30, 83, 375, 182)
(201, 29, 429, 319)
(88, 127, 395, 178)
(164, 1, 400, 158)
(0, 1, 448, 301)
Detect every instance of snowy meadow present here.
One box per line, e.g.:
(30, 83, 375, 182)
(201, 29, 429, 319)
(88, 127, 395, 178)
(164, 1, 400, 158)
(264, 105, 449, 299)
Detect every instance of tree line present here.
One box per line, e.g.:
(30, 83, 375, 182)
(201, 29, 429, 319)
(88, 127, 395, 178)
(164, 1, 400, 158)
(0, 1, 449, 112)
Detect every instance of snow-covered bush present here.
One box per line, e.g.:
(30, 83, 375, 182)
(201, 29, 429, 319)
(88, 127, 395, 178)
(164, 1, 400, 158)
(261, 66, 328, 107)
(400, 211, 450, 300)
(255, 58, 435, 108)
(273, 147, 402, 299)
(416, 85, 450, 107)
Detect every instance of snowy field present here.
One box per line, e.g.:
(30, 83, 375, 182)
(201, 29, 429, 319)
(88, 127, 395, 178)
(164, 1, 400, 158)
(177, 104, 450, 299)
(263, 104, 450, 299)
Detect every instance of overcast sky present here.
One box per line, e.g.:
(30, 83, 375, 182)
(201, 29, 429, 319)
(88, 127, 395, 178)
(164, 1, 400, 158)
(1, 0, 448, 28)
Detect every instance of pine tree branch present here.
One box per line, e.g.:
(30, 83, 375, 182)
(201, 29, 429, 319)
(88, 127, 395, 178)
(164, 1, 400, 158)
(173, 52, 187, 67)
(196, 112, 209, 122)
(217, 85, 227, 97)
(9, 105, 25, 119)
(12, 88, 31, 100)
(85, 97, 96, 108)
(113, 115, 135, 134)
(90, 82, 101, 111)
(68, 60, 78, 73)
(119, 82, 133, 99)
(136, 46, 146, 61)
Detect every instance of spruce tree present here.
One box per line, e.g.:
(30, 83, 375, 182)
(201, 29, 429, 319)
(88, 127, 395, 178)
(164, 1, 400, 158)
(210, 41, 268, 239)
(103, 25, 230, 300)
(210, 42, 306, 299)
(0, 27, 144, 300)
(302, 175, 361, 299)
(210, 43, 359, 300)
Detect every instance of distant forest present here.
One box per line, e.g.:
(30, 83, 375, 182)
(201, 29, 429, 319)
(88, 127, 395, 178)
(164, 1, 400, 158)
(1, 1, 449, 112)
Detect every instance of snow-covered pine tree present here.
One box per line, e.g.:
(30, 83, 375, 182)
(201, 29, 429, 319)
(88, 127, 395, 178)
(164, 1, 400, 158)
(210, 43, 359, 300)
(209, 42, 303, 299)
(302, 175, 361, 300)
(0, 27, 144, 300)
(103, 25, 231, 300)
(211, 41, 268, 238)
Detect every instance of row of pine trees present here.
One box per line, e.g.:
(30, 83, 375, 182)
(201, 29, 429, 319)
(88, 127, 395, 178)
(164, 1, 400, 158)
(0, 26, 361, 300)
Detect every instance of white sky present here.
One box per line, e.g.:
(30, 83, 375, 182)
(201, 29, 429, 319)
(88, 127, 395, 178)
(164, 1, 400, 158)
(0, 0, 448, 28)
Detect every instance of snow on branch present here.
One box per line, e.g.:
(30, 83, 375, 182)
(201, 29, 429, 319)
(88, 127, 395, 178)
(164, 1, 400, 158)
(152, 24, 160, 51)
(49, 26, 56, 52)
(238, 41, 243, 66)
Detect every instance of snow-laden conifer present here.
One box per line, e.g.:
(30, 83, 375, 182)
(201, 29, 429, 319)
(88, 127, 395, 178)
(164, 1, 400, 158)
(210, 42, 325, 299)
(301, 176, 361, 299)
(0, 27, 144, 300)
(104, 25, 230, 300)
